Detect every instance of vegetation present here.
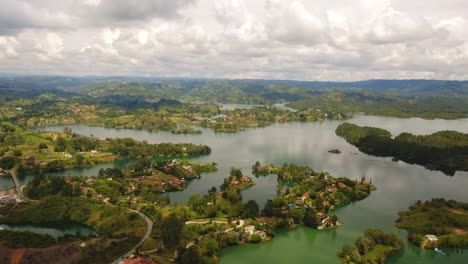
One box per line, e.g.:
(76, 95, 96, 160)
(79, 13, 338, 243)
(0, 195, 146, 263)
(254, 162, 376, 229)
(338, 228, 403, 264)
(396, 198, 468, 249)
(336, 123, 468, 175)
(0, 123, 211, 175)
(0, 230, 57, 248)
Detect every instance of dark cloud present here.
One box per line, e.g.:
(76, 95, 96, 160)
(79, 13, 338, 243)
(75, 0, 196, 26)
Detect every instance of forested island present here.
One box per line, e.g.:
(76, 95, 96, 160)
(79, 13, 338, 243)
(252, 162, 376, 229)
(338, 228, 403, 264)
(396, 198, 468, 249)
(336, 122, 468, 175)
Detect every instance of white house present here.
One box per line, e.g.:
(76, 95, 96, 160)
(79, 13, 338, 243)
(244, 225, 255, 235)
(426, 234, 438, 242)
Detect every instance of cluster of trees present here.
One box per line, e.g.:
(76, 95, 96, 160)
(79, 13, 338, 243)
(24, 175, 81, 199)
(106, 138, 211, 157)
(338, 228, 403, 264)
(336, 123, 468, 175)
(0, 230, 57, 248)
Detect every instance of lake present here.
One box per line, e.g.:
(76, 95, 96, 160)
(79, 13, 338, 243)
(0, 221, 96, 238)
(2, 115, 468, 263)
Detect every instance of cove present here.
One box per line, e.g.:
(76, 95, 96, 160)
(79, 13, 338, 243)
(3, 115, 468, 263)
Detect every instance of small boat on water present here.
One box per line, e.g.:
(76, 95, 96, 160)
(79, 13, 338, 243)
(435, 248, 446, 255)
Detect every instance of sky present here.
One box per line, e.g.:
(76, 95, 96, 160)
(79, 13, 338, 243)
(1, 0, 468, 81)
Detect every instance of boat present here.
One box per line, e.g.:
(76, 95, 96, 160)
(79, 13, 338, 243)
(328, 149, 341, 154)
(434, 248, 446, 255)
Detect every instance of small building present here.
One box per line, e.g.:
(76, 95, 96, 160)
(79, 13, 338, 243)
(295, 199, 304, 206)
(64, 153, 73, 159)
(0, 195, 16, 205)
(90, 150, 98, 154)
(85, 178, 94, 185)
(123, 256, 155, 264)
(244, 225, 255, 234)
(301, 192, 310, 201)
(426, 234, 438, 242)
(182, 165, 193, 173)
(255, 230, 267, 240)
(326, 184, 337, 192)
(241, 175, 250, 181)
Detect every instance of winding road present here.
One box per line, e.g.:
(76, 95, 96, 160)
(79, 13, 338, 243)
(110, 209, 153, 264)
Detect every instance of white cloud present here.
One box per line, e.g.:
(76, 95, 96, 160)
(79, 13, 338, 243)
(0, 0, 468, 80)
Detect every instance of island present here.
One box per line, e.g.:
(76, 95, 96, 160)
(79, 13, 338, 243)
(338, 228, 403, 264)
(396, 198, 468, 249)
(335, 122, 468, 175)
(252, 162, 376, 230)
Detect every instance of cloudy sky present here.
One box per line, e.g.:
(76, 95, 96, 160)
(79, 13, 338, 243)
(1, 0, 468, 81)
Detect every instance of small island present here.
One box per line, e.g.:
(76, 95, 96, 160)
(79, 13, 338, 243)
(338, 228, 403, 264)
(396, 198, 468, 249)
(253, 162, 376, 230)
(171, 126, 202, 134)
(335, 122, 468, 175)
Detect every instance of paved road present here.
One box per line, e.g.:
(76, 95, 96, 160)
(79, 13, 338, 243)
(111, 209, 153, 264)
(185, 219, 245, 233)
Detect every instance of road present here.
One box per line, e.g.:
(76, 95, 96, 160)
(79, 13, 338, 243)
(9, 170, 24, 200)
(185, 219, 245, 233)
(110, 209, 153, 264)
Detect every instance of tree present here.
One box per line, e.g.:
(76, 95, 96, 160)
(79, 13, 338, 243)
(160, 213, 184, 248)
(0, 156, 16, 170)
(244, 200, 259, 218)
(230, 167, 243, 179)
(75, 154, 84, 167)
(262, 199, 275, 217)
(176, 246, 203, 264)
(38, 143, 48, 149)
(303, 208, 320, 228)
(54, 137, 67, 152)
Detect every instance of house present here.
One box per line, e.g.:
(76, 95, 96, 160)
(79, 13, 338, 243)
(295, 199, 304, 206)
(85, 178, 94, 185)
(301, 192, 310, 201)
(255, 230, 267, 240)
(233, 180, 240, 185)
(182, 165, 193, 173)
(244, 225, 255, 234)
(0, 195, 16, 205)
(241, 175, 250, 181)
(326, 184, 337, 192)
(426, 234, 438, 242)
(316, 212, 326, 219)
(123, 256, 155, 264)
(90, 150, 98, 154)
(337, 182, 346, 189)
(64, 153, 73, 158)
